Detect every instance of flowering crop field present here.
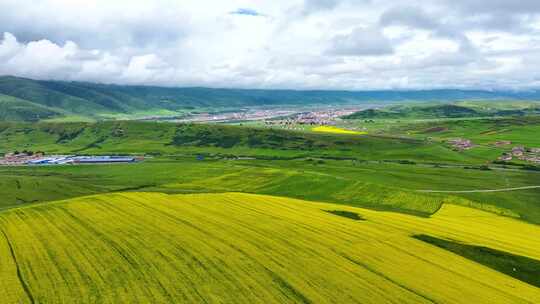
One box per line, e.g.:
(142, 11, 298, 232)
(0, 192, 539, 303)
(312, 125, 367, 135)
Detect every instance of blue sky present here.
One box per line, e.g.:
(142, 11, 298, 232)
(230, 8, 263, 16)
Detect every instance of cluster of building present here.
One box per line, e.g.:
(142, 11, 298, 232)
(264, 108, 360, 127)
(0, 152, 143, 166)
(177, 109, 297, 123)
(498, 146, 540, 163)
(448, 138, 474, 151)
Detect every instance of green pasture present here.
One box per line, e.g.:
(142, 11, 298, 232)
(1, 156, 539, 223)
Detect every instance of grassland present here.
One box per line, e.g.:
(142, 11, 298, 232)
(343, 101, 540, 120)
(1, 156, 539, 224)
(381, 116, 540, 146)
(0, 121, 487, 164)
(0, 192, 539, 303)
(0, 102, 539, 303)
(0, 94, 60, 121)
(338, 114, 540, 167)
(343, 110, 540, 147)
(0, 120, 539, 225)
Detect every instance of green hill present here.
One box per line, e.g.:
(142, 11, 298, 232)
(0, 121, 475, 164)
(1, 75, 540, 122)
(344, 104, 483, 120)
(0, 94, 61, 121)
(344, 102, 540, 120)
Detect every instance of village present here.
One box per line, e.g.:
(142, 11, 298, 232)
(498, 146, 540, 164)
(0, 151, 144, 166)
(263, 108, 361, 128)
(448, 138, 475, 151)
(165, 106, 364, 126)
(445, 138, 540, 164)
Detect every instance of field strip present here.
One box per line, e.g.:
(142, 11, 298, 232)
(0, 192, 539, 303)
(416, 185, 540, 193)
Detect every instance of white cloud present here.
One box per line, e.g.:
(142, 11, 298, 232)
(0, 0, 539, 90)
(326, 27, 394, 56)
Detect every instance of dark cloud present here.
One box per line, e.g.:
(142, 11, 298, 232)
(379, 6, 437, 30)
(449, 0, 540, 14)
(379, 5, 476, 55)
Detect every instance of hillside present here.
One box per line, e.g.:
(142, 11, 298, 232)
(0, 94, 61, 121)
(0, 192, 538, 303)
(0, 121, 464, 162)
(2, 76, 540, 121)
(1, 120, 539, 223)
(343, 103, 540, 120)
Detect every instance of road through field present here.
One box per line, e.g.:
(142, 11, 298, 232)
(416, 185, 540, 193)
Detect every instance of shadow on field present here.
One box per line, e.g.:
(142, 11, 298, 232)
(323, 210, 365, 221)
(413, 234, 540, 288)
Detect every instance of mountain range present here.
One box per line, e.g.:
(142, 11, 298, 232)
(1, 75, 540, 121)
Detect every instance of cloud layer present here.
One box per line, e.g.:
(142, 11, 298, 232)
(1, 0, 540, 90)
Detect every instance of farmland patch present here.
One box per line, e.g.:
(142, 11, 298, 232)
(0, 192, 539, 303)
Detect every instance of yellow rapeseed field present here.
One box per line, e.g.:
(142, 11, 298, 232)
(0, 192, 539, 303)
(312, 125, 367, 135)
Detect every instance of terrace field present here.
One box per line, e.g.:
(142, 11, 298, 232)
(1, 192, 538, 303)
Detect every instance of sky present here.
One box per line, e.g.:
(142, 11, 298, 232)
(1, 0, 540, 90)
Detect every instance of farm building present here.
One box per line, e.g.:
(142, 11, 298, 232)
(73, 156, 137, 164)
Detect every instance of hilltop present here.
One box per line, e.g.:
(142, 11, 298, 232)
(343, 102, 540, 120)
(2, 76, 540, 121)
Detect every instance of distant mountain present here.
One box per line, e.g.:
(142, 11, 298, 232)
(343, 104, 482, 119)
(343, 103, 540, 120)
(1, 75, 539, 121)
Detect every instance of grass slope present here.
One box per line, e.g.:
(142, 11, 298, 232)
(1, 153, 539, 223)
(344, 104, 482, 119)
(0, 121, 473, 163)
(0, 192, 539, 303)
(344, 102, 540, 120)
(0, 76, 113, 117)
(0, 94, 61, 121)
(396, 116, 540, 147)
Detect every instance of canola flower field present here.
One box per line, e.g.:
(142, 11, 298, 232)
(311, 125, 367, 135)
(0, 192, 539, 303)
